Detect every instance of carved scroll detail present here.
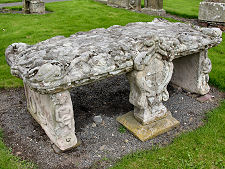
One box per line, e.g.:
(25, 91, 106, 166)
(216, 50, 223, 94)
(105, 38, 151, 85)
(127, 52, 173, 125)
(197, 50, 212, 95)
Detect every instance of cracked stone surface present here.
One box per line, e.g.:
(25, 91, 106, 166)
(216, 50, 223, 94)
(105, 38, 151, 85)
(5, 19, 222, 94)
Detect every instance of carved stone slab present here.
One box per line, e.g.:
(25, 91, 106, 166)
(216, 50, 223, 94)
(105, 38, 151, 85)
(24, 84, 78, 151)
(5, 19, 222, 94)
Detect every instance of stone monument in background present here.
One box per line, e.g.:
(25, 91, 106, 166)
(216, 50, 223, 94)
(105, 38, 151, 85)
(22, 0, 45, 14)
(107, 0, 136, 9)
(142, 0, 165, 15)
(107, 0, 165, 15)
(199, 0, 225, 23)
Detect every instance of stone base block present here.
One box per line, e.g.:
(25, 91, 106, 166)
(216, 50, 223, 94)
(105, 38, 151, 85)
(142, 8, 166, 16)
(117, 111, 179, 141)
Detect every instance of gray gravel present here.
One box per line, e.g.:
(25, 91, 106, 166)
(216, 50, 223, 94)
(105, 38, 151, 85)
(0, 74, 224, 169)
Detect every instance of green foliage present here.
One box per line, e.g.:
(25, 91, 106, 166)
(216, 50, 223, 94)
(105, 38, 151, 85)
(118, 125, 127, 133)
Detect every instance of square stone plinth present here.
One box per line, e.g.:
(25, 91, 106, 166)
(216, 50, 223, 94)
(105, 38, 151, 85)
(117, 111, 179, 141)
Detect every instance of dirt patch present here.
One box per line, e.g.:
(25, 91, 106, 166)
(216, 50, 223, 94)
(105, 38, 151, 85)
(0, 74, 224, 169)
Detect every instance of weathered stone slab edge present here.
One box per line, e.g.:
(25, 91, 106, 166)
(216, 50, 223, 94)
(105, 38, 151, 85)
(117, 111, 180, 141)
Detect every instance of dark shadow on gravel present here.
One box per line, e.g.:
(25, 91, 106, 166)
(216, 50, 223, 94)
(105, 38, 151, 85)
(0, 74, 224, 169)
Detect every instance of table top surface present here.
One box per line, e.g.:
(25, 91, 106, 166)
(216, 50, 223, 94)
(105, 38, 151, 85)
(6, 19, 222, 93)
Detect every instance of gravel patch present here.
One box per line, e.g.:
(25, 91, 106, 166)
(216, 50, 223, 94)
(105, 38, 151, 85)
(0, 74, 224, 169)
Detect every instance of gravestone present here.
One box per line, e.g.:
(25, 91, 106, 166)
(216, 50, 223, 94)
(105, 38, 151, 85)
(107, 0, 136, 9)
(142, 0, 166, 15)
(199, 0, 225, 23)
(22, 0, 45, 14)
(107, 0, 165, 13)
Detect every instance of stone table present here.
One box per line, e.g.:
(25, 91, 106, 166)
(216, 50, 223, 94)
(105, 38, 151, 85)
(5, 19, 222, 151)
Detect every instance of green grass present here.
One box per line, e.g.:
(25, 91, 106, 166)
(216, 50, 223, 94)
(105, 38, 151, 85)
(0, 0, 21, 4)
(164, 0, 202, 18)
(209, 35, 225, 91)
(113, 101, 225, 168)
(141, 0, 201, 18)
(0, 129, 35, 169)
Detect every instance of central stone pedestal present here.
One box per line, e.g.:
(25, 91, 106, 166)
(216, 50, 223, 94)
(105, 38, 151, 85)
(117, 111, 179, 141)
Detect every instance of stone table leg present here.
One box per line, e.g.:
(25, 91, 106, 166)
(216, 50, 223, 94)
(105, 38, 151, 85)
(24, 83, 78, 151)
(171, 50, 212, 95)
(117, 53, 179, 141)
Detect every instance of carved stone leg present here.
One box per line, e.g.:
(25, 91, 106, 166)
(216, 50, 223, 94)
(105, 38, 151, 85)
(117, 54, 179, 141)
(171, 50, 212, 95)
(24, 83, 78, 151)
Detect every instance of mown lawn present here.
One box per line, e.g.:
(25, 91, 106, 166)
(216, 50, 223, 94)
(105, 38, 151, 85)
(0, 0, 20, 4)
(164, 0, 202, 18)
(113, 101, 225, 168)
(0, 0, 224, 168)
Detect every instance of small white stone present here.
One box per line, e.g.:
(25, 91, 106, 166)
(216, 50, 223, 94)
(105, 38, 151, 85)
(93, 115, 102, 124)
(92, 123, 97, 127)
(124, 139, 129, 143)
(99, 145, 106, 151)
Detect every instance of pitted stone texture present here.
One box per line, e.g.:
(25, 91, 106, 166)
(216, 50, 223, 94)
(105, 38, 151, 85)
(5, 19, 222, 94)
(199, 1, 225, 23)
(107, 0, 136, 8)
(22, 0, 45, 14)
(127, 55, 173, 124)
(24, 84, 78, 151)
